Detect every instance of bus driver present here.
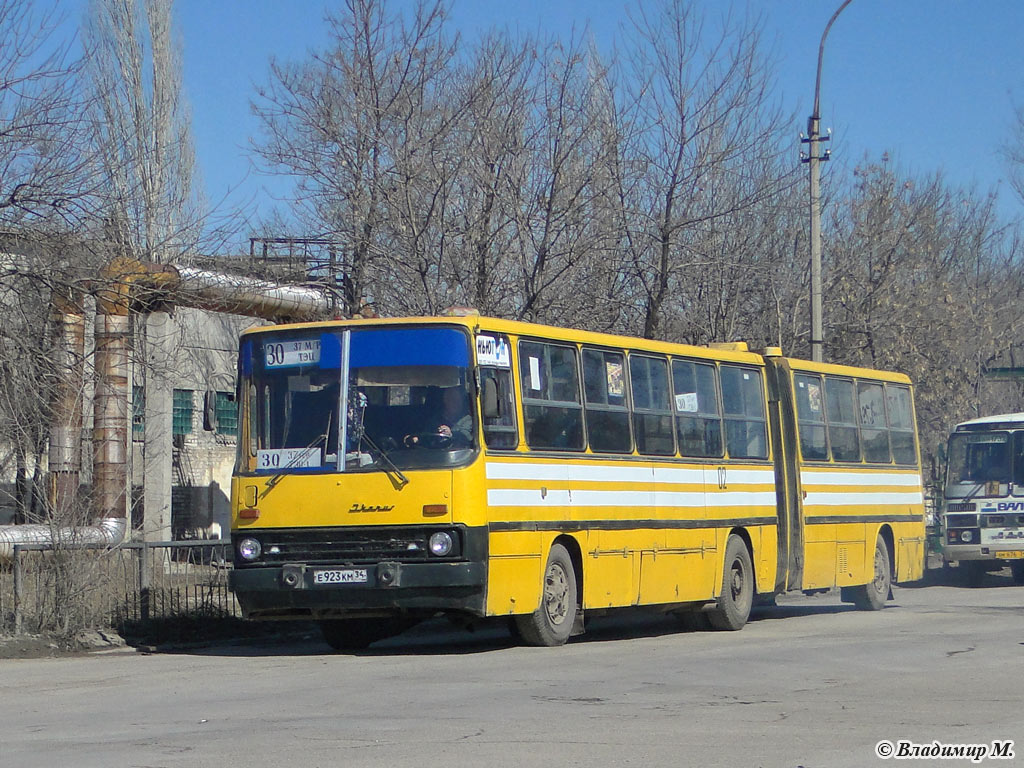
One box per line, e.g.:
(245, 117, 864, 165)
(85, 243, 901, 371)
(405, 386, 472, 447)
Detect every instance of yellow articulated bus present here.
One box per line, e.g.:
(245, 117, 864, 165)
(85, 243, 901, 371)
(228, 313, 926, 649)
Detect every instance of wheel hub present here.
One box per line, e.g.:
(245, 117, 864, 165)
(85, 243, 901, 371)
(545, 563, 570, 625)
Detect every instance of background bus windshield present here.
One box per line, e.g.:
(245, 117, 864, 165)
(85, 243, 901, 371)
(945, 432, 1024, 496)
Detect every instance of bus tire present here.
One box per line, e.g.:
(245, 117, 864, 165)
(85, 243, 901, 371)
(707, 535, 754, 631)
(318, 617, 408, 651)
(849, 534, 891, 610)
(515, 543, 577, 646)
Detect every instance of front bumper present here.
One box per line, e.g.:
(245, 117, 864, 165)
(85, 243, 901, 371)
(230, 560, 486, 619)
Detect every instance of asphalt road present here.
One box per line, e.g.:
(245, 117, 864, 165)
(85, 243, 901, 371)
(2, 572, 1022, 768)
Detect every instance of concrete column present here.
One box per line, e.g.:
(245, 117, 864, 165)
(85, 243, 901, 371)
(143, 311, 175, 541)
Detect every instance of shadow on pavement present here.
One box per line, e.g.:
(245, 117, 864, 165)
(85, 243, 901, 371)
(157, 598, 870, 659)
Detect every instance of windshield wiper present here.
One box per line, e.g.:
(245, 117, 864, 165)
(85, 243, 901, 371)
(262, 432, 328, 495)
(356, 432, 409, 488)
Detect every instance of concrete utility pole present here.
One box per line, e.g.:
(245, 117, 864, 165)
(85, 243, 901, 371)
(802, 0, 852, 363)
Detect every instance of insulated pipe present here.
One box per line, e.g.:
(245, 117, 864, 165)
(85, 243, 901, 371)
(0, 288, 131, 557)
(92, 309, 130, 524)
(0, 517, 127, 561)
(164, 265, 333, 321)
(48, 294, 86, 521)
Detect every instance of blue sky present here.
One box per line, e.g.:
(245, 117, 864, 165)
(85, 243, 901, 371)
(80, 0, 1024, 230)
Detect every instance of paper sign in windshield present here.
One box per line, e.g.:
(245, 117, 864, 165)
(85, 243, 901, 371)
(265, 339, 321, 368)
(257, 447, 321, 470)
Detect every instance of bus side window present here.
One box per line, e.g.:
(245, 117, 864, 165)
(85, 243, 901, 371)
(582, 348, 632, 454)
(794, 373, 827, 461)
(672, 359, 722, 458)
(857, 381, 891, 463)
(481, 368, 518, 449)
(824, 376, 860, 462)
(721, 365, 768, 459)
(629, 354, 675, 456)
(885, 384, 917, 465)
(519, 341, 584, 451)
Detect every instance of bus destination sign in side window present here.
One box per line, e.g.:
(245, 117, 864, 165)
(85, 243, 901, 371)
(476, 334, 511, 368)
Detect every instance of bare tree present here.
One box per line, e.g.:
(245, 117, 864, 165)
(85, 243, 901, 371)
(614, 0, 793, 340)
(0, 1, 94, 228)
(0, 2, 98, 525)
(440, 33, 532, 316)
(826, 160, 1024, 454)
(84, 0, 199, 263)
(253, 0, 457, 316)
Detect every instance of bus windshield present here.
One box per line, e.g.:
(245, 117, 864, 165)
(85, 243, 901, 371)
(242, 326, 476, 472)
(944, 431, 1024, 497)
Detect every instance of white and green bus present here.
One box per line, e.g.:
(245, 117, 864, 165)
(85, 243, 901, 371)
(940, 413, 1024, 585)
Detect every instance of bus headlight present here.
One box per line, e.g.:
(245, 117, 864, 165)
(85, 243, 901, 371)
(237, 537, 262, 561)
(429, 531, 454, 557)
(960, 530, 974, 543)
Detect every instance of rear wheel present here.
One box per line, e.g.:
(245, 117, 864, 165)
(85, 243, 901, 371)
(515, 543, 577, 646)
(848, 534, 891, 610)
(707, 535, 754, 631)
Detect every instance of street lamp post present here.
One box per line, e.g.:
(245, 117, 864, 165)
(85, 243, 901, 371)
(801, 0, 852, 363)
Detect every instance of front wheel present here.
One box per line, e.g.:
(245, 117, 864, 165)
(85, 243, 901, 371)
(847, 534, 892, 610)
(707, 535, 754, 631)
(514, 543, 578, 646)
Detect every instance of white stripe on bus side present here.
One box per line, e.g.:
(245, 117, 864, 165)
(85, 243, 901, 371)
(803, 490, 924, 507)
(485, 488, 777, 509)
(799, 469, 922, 488)
(485, 461, 775, 486)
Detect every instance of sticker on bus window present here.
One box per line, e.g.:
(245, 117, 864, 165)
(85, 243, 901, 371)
(476, 335, 511, 368)
(606, 361, 624, 397)
(807, 382, 822, 412)
(529, 357, 542, 391)
(675, 392, 699, 413)
(265, 339, 321, 368)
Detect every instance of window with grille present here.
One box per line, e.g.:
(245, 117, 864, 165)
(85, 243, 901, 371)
(132, 385, 145, 438)
(173, 389, 194, 435)
(216, 391, 237, 436)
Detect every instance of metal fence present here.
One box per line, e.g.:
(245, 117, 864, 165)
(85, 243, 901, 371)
(0, 540, 239, 636)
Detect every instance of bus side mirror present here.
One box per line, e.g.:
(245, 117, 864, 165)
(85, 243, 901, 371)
(482, 377, 500, 419)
